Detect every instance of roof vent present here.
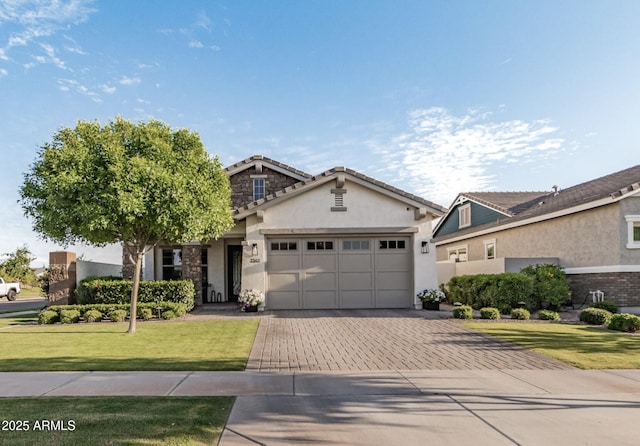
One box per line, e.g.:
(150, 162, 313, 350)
(552, 185, 560, 196)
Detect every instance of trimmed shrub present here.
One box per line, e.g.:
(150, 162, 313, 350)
(38, 310, 59, 325)
(589, 300, 619, 314)
(60, 309, 81, 324)
(480, 307, 500, 320)
(83, 309, 103, 323)
(446, 273, 533, 312)
(137, 307, 153, 320)
(108, 309, 128, 322)
(579, 308, 612, 325)
(608, 313, 640, 333)
(520, 264, 571, 309)
(538, 310, 560, 321)
(452, 305, 473, 319)
(75, 278, 195, 311)
(161, 310, 177, 320)
(510, 308, 531, 320)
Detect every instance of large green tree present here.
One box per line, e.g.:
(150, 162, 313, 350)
(0, 245, 36, 284)
(20, 117, 234, 333)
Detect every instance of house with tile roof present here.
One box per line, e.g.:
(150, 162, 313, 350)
(126, 155, 447, 310)
(433, 165, 640, 311)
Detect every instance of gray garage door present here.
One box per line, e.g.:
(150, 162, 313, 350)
(266, 237, 411, 309)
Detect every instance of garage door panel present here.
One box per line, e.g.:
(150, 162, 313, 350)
(377, 291, 410, 308)
(269, 292, 302, 309)
(340, 254, 373, 272)
(340, 272, 373, 290)
(376, 271, 410, 290)
(341, 291, 374, 308)
(269, 273, 300, 291)
(304, 291, 338, 309)
(303, 254, 336, 271)
(305, 272, 336, 290)
(269, 255, 300, 271)
(376, 254, 410, 271)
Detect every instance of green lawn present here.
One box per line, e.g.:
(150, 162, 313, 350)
(0, 396, 232, 445)
(0, 319, 259, 371)
(463, 321, 640, 369)
(17, 287, 44, 298)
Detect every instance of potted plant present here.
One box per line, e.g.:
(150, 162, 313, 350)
(238, 289, 265, 312)
(417, 288, 446, 311)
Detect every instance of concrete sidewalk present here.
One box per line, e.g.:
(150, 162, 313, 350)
(2, 369, 640, 445)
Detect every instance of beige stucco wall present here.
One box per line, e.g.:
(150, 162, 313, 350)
(620, 196, 640, 265)
(436, 203, 621, 268)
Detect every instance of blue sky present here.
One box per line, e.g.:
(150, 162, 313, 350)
(1, 0, 639, 266)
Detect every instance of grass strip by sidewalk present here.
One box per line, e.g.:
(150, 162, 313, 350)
(463, 322, 640, 369)
(0, 319, 259, 372)
(0, 396, 233, 446)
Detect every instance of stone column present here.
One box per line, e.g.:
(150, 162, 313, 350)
(181, 244, 203, 305)
(48, 251, 77, 305)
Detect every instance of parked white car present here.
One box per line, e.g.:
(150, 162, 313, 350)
(0, 277, 20, 301)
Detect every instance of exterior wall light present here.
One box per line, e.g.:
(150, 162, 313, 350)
(421, 241, 429, 254)
(251, 243, 258, 257)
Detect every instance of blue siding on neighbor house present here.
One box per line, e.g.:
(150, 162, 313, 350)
(434, 201, 505, 238)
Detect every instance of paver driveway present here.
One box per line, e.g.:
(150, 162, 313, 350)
(246, 309, 573, 371)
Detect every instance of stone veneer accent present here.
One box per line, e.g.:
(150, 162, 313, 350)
(230, 166, 299, 209)
(181, 244, 203, 305)
(568, 272, 640, 308)
(48, 251, 77, 305)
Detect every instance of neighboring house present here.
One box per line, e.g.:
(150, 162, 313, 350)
(433, 165, 640, 310)
(124, 155, 446, 310)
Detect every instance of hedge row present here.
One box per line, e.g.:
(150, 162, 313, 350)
(75, 277, 195, 311)
(39, 302, 187, 325)
(445, 264, 571, 312)
(452, 305, 554, 321)
(579, 308, 640, 332)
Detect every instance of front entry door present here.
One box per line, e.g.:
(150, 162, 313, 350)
(227, 245, 242, 302)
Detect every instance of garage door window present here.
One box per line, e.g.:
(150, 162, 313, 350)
(343, 240, 370, 250)
(307, 241, 334, 250)
(379, 240, 406, 250)
(271, 242, 297, 251)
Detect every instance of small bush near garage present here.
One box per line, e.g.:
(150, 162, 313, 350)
(538, 310, 560, 321)
(60, 309, 81, 324)
(453, 305, 473, 319)
(511, 308, 531, 320)
(520, 264, 571, 309)
(446, 273, 533, 313)
(83, 309, 103, 323)
(589, 300, 619, 314)
(161, 310, 177, 320)
(38, 310, 59, 325)
(579, 308, 612, 326)
(608, 313, 640, 333)
(480, 307, 500, 320)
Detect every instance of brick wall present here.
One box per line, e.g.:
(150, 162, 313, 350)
(568, 272, 640, 308)
(230, 166, 299, 209)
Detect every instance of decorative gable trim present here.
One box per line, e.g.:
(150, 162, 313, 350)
(226, 154, 310, 181)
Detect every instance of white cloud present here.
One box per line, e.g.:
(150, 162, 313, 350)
(0, 68, 7, 77)
(119, 76, 141, 86)
(101, 84, 116, 94)
(189, 40, 204, 49)
(375, 107, 565, 206)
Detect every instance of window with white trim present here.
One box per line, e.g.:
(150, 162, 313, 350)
(484, 239, 496, 260)
(625, 215, 640, 249)
(447, 246, 468, 262)
(458, 204, 471, 228)
(253, 178, 265, 201)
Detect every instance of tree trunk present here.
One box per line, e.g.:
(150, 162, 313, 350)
(127, 250, 143, 334)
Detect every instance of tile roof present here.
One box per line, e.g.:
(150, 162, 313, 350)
(462, 191, 550, 216)
(225, 154, 311, 179)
